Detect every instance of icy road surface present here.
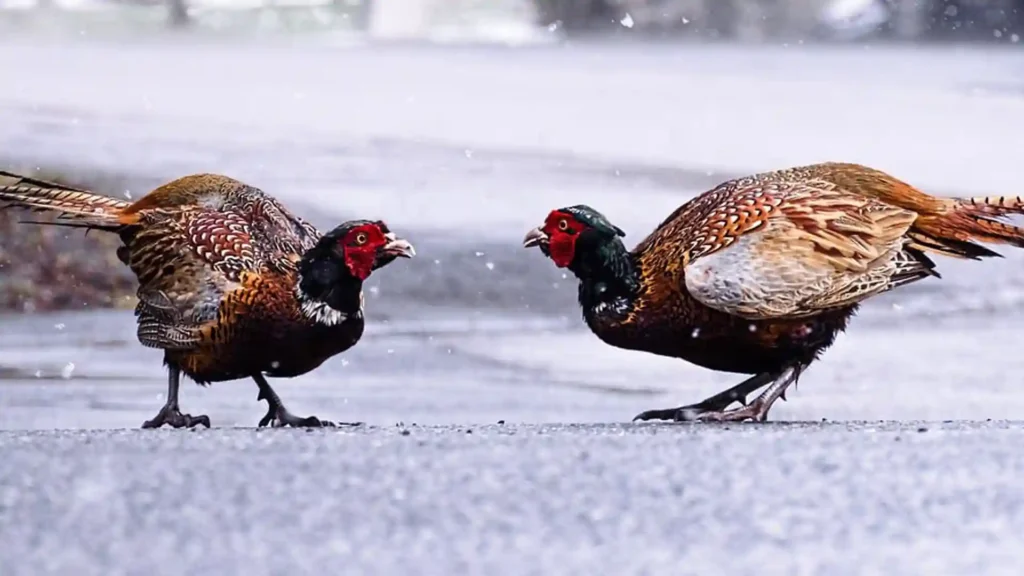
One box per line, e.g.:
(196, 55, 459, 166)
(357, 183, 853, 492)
(6, 423, 1024, 576)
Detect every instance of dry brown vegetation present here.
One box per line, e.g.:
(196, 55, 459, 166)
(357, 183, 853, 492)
(0, 165, 146, 313)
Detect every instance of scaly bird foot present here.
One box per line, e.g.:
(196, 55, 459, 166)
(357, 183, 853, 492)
(257, 404, 362, 429)
(253, 375, 362, 429)
(632, 393, 748, 422)
(633, 406, 691, 422)
(680, 367, 802, 424)
(688, 364, 806, 424)
(631, 371, 783, 423)
(678, 399, 771, 423)
(141, 403, 211, 429)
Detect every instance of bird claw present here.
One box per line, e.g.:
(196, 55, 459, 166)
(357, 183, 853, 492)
(258, 405, 361, 429)
(632, 407, 684, 422)
(291, 415, 335, 428)
(633, 367, 800, 425)
(258, 410, 331, 428)
(632, 394, 748, 423)
(632, 404, 767, 423)
(254, 377, 362, 429)
(141, 404, 211, 429)
(685, 401, 770, 423)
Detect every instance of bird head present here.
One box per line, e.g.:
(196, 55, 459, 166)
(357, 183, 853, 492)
(523, 205, 625, 268)
(300, 219, 414, 297)
(325, 219, 415, 279)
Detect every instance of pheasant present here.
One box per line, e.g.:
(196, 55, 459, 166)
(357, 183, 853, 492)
(523, 161, 1024, 422)
(0, 170, 415, 429)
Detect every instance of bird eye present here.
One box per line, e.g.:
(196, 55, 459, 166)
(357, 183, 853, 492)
(558, 219, 569, 231)
(355, 232, 368, 245)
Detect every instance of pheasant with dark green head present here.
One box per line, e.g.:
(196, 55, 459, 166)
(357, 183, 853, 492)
(524, 162, 1024, 422)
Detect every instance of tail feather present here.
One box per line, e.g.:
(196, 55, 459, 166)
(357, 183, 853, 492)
(908, 194, 1024, 260)
(959, 194, 1024, 217)
(0, 170, 131, 230)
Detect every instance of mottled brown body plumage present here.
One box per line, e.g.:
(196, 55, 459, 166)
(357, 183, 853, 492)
(117, 175, 366, 384)
(525, 162, 1024, 422)
(0, 170, 414, 428)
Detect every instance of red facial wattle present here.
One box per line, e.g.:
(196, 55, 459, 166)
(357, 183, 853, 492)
(339, 224, 387, 280)
(344, 248, 376, 280)
(547, 230, 577, 268)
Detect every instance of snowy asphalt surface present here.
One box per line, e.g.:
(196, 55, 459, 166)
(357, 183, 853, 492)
(4, 36, 1024, 574)
(7, 422, 1024, 576)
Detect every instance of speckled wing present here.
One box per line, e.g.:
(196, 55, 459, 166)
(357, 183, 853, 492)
(128, 196, 321, 351)
(680, 179, 927, 320)
(128, 209, 260, 350)
(224, 190, 321, 269)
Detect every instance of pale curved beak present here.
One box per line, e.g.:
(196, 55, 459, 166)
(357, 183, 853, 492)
(522, 227, 548, 249)
(382, 232, 416, 258)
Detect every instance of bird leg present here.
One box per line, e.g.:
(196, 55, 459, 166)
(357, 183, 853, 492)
(686, 365, 804, 423)
(141, 366, 211, 429)
(252, 373, 361, 429)
(632, 371, 777, 422)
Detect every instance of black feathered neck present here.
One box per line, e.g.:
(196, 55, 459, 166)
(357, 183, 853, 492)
(296, 227, 365, 318)
(566, 233, 640, 323)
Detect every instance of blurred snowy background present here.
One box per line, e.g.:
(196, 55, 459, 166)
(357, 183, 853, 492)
(0, 0, 1021, 43)
(2, 0, 1024, 430)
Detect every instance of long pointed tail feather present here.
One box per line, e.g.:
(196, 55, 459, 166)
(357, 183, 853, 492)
(908, 194, 1024, 260)
(0, 170, 131, 230)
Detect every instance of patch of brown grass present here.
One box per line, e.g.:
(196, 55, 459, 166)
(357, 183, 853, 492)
(0, 165, 146, 313)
